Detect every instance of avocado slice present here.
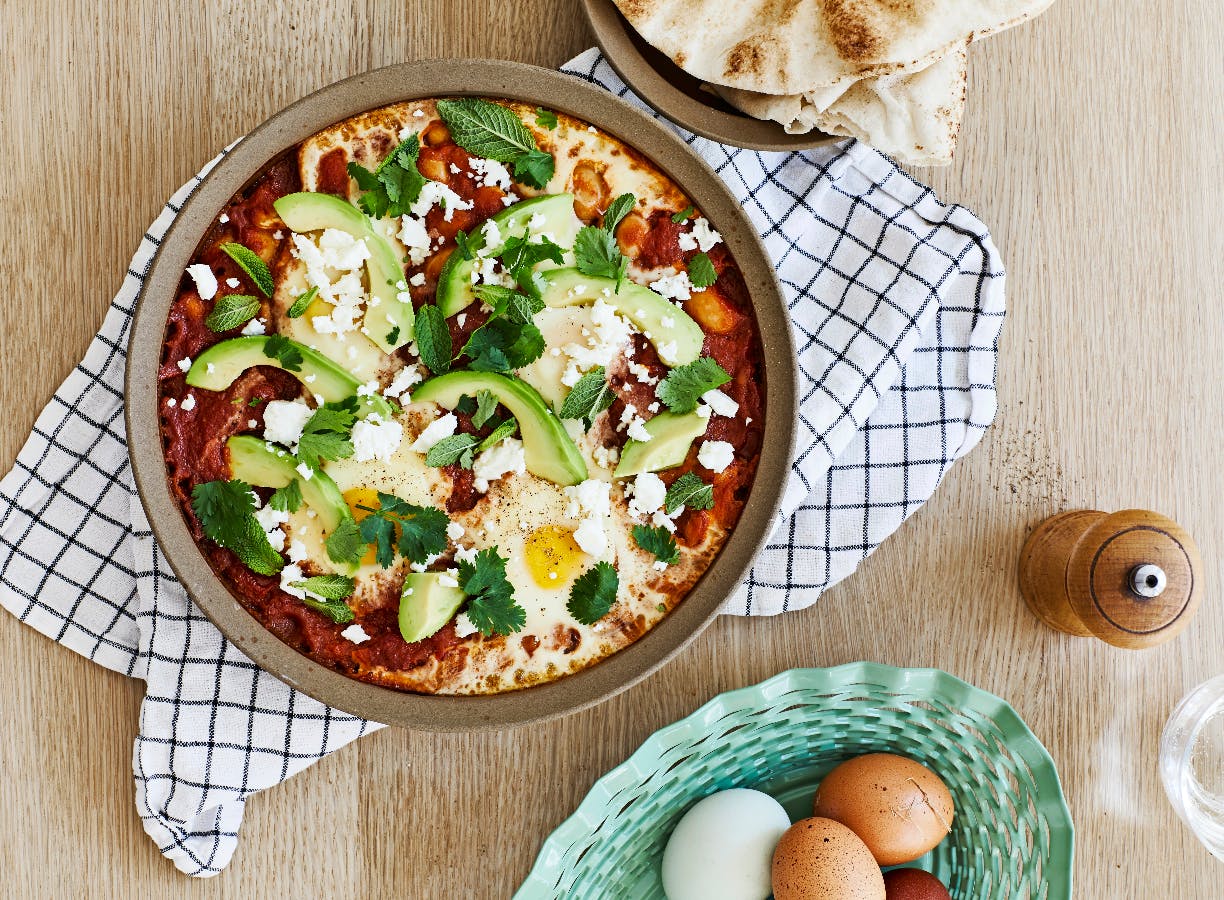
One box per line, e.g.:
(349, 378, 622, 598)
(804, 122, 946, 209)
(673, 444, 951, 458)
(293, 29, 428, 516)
(186, 336, 394, 418)
(613, 411, 709, 478)
(226, 435, 350, 533)
(411, 371, 588, 486)
(273, 192, 412, 354)
(399, 572, 467, 643)
(538, 268, 704, 368)
(437, 193, 583, 316)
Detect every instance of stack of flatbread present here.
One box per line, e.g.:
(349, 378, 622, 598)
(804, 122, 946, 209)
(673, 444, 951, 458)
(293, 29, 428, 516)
(613, 0, 1056, 165)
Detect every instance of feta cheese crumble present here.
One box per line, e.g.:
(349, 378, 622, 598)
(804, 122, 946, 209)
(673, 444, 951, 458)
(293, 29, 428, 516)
(701, 388, 740, 418)
(676, 217, 723, 253)
(352, 414, 404, 462)
(383, 364, 423, 399)
(627, 472, 666, 520)
(649, 270, 694, 303)
(262, 399, 313, 448)
(409, 413, 458, 453)
(176, 357, 192, 373)
(185, 264, 218, 300)
(241, 318, 266, 336)
(340, 623, 371, 644)
(454, 612, 479, 637)
(472, 437, 526, 492)
(698, 440, 735, 473)
(564, 479, 611, 557)
(180, 393, 196, 411)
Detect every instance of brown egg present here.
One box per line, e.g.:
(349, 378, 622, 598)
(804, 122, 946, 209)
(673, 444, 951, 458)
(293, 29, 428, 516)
(883, 867, 953, 899)
(813, 754, 954, 866)
(771, 817, 886, 900)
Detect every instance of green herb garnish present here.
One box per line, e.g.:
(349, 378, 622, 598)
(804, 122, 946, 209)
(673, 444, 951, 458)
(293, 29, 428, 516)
(461, 317, 545, 372)
(567, 561, 619, 625)
(477, 418, 518, 452)
(414, 304, 453, 374)
(632, 525, 680, 565)
(325, 517, 366, 567)
(534, 107, 558, 130)
(687, 252, 717, 289)
(424, 433, 479, 469)
(287, 285, 318, 319)
(190, 480, 283, 576)
(347, 133, 428, 219)
(268, 480, 303, 514)
(655, 357, 730, 414)
(436, 98, 555, 189)
(663, 472, 714, 515)
(293, 575, 357, 623)
(602, 193, 635, 234)
(458, 547, 526, 635)
(671, 206, 695, 223)
(295, 401, 357, 470)
(205, 294, 261, 332)
(262, 334, 304, 373)
(356, 492, 449, 569)
(472, 389, 500, 428)
(574, 226, 628, 290)
(558, 366, 616, 428)
(220, 242, 274, 297)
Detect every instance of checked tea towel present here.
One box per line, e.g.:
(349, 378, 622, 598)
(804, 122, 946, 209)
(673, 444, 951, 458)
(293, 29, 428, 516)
(0, 49, 1004, 876)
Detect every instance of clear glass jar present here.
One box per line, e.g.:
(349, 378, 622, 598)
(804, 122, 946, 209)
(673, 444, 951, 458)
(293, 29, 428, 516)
(1160, 674, 1224, 862)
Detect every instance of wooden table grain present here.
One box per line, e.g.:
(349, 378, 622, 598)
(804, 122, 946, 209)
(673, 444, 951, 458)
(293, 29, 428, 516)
(2, 1, 1221, 896)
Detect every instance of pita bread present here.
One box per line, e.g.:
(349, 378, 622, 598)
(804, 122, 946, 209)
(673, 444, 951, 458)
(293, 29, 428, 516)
(614, 0, 1052, 95)
(717, 44, 968, 166)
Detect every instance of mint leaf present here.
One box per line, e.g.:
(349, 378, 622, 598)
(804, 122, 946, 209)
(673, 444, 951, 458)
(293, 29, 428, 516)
(424, 433, 479, 468)
(294, 574, 356, 601)
(663, 472, 714, 515)
(535, 107, 558, 129)
(220, 242, 274, 297)
(262, 334, 304, 373)
(437, 99, 538, 162)
(295, 402, 356, 470)
(414, 304, 452, 374)
(513, 149, 554, 189)
(567, 561, 619, 625)
(268, 480, 303, 513)
(454, 394, 478, 415)
(205, 294, 261, 332)
(458, 547, 525, 636)
(574, 226, 628, 288)
(190, 480, 283, 576)
(671, 205, 695, 223)
(462, 317, 545, 372)
(325, 516, 366, 567)
(287, 285, 318, 319)
(558, 366, 615, 427)
(453, 229, 475, 260)
(301, 595, 355, 624)
(602, 193, 635, 234)
(356, 493, 448, 566)
(632, 525, 680, 565)
(477, 418, 518, 452)
(656, 357, 730, 414)
(472, 389, 500, 428)
(687, 252, 717, 289)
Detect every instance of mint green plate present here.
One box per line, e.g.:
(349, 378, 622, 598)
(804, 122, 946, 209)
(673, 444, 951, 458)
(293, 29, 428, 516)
(515, 663, 1074, 899)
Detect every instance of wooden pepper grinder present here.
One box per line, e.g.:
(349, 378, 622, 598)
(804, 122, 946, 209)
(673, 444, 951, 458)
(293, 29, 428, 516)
(1018, 509, 1203, 648)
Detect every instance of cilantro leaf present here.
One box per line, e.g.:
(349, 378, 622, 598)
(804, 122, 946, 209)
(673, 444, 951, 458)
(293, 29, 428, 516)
(190, 480, 283, 576)
(220, 242, 274, 297)
(386, 325, 400, 345)
(463, 318, 545, 373)
(348, 133, 428, 219)
(472, 389, 500, 428)
(558, 366, 615, 427)
(567, 561, 619, 625)
(262, 334, 304, 373)
(574, 226, 628, 288)
(663, 472, 714, 515)
(424, 433, 479, 468)
(295, 402, 356, 470)
(656, 357, 731, 414)
(414, 304, 453, 374)
(205, 294, 261, 332)
(457, 547, 525, 636)
(602, 193, 635, 234)
(287, 285, 318, 319)
(268, 480, 303, 513)
(325, 516, 366, 567)
(436, 99, 538, 162)
(632, 525, 680, 565)
(453, 229, 475, 260)
(477, 418, 518, 452)
(454, 394, 478, 415)
(356, 492, 449, 567)
(671, 205, 695, 223)
(534, 107, 558, 129)
(687, 252, 717, 289)
(513, 149, 555, 189)
(475, 285, 544, 324)
(498, 234, 565, 293)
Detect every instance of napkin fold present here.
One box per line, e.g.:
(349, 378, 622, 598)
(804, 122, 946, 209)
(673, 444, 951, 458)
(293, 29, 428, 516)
(0, 50, 1003, 876)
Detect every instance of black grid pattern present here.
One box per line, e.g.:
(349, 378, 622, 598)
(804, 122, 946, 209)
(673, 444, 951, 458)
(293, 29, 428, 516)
(0, 51, 1003, 878)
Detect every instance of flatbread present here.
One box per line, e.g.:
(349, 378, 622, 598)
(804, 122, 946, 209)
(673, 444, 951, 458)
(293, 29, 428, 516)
(717, 43, 968, 166)
(615, 0, 1052, 95)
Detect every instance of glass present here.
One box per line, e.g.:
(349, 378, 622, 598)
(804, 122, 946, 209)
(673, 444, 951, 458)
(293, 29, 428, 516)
(1160, 674, 1224, 862)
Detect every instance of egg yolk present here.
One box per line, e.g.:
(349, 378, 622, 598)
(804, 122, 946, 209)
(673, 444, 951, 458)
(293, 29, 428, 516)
(304, 294, 332, 321)
(524, 525, 586, 589)
(342, 487, 380, 568)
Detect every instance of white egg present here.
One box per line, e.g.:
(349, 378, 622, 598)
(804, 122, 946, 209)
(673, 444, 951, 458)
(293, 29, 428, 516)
(661, 789, 790, 900)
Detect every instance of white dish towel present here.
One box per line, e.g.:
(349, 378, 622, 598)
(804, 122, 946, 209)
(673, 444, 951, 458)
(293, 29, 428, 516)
(0, 49, 1004, 876)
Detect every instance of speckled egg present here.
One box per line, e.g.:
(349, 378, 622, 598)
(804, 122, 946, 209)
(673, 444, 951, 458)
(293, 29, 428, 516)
(813, 754, 954, 866)
(771, 817, 886, 900)
(883, 867, 953, 899)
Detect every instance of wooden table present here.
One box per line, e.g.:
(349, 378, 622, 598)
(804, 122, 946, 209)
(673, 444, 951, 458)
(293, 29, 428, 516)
(2, 1, 1220, 896)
